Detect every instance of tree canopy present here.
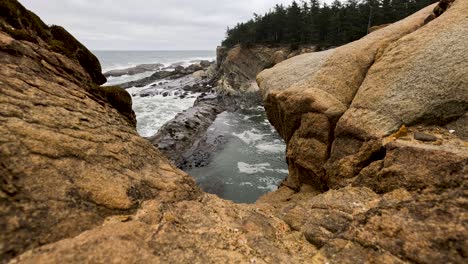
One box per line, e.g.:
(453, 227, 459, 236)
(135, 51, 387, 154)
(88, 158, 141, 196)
(222, 0, 437, 48)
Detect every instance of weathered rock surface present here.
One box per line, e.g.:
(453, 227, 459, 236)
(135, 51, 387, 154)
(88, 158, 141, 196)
(0, 1, 310, 263)
(216, 44, 316, 94)
(257, 0, 467, 262)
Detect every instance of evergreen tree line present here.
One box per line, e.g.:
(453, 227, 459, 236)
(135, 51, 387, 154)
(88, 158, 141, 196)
(222, 0, 437, 48)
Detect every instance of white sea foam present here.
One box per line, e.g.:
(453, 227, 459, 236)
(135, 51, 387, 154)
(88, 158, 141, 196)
(237, 162, 288, 174)
(255, 142, 285, 153)
(232, 129, 267, 145)
(238, 162, 272, 174)
(105, 71, 156, 86)
(127, 87, 198, 137)
(257, 177, 282, 191)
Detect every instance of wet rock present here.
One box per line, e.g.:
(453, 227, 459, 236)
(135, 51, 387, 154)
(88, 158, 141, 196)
(200, 60, 212, 68)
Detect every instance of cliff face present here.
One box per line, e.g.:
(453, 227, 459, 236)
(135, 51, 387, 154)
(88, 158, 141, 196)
(216, 44, 316, 94)
(1, 0, 467, 263)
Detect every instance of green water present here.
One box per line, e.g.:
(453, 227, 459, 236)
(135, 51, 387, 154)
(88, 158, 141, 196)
(187, 107, 288, 204)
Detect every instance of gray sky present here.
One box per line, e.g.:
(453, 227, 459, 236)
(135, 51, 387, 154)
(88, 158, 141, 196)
(18, 0, 325, 51)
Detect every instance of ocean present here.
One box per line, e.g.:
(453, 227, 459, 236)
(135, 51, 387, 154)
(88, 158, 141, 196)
(93, 50, 288, 203)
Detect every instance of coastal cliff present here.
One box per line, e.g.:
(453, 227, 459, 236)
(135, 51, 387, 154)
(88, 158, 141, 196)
(1, 0, 466, 263)
(216, 44, 316, 94)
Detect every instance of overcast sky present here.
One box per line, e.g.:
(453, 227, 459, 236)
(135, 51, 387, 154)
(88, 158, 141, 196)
(18, 0, 332, 51)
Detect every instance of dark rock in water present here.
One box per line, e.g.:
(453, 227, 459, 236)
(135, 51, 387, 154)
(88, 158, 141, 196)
(118, 70, 177, 88)
(103, 63, 164, 78)
(200, 60, 212, 68)
(185, 64, 203, 73)
(149, 93, 224, 168)
(115, 61, 216, 89)
(414, 132, 438, 142)
(162, 92, 169, 97)
(151, 91, 265, 170)
(140, 93, 151, 98)
(174, 65, 185, 73)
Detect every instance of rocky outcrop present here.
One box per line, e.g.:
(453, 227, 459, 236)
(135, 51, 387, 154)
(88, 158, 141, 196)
(149, 93, 223, 168)
(103, 63, 164, 78)
(216, 44, 317, 94)
(118, 61, 215, 89)
(257, 1, 467, 262)
(2, 0, 467, 263)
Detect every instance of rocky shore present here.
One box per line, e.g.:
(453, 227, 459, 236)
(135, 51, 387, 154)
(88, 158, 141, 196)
(1, 0, 466, 263)
(103, 63, 164, 77)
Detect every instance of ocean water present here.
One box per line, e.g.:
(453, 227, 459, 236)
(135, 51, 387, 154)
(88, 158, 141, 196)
(187, 107, 288, 204)
(94, 50, 216, 72)
(93, 50, 288, 203)
(94, 50, 215, 136)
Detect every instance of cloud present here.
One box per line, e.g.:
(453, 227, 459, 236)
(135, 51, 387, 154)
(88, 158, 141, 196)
(18, 0, 309, 50)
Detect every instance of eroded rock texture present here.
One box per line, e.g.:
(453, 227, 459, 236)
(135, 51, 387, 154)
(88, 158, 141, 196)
(257, 0, 467, 262)
(0, 1, 312, 263)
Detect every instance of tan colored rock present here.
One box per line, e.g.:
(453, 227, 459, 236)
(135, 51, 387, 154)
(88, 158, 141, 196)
(258, 3, 437, 190)
(327, 0, 468, 187)
(10, 195, 316, 264)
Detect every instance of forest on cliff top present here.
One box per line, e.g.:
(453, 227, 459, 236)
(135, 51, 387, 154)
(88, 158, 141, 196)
(222, 0, 437, 47)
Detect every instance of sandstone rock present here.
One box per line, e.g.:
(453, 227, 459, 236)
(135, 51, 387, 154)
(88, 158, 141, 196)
(258, 3, 438, 190)
(256, 0, 467, 262)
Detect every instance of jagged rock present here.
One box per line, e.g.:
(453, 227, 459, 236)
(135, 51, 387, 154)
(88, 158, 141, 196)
(257, 3, 460, 189)
(200, 60, 212, 68)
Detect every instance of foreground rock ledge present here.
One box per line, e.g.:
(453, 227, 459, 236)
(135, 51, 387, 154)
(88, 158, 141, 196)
(1, 0, 467, 263)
